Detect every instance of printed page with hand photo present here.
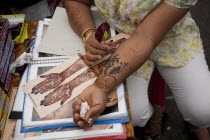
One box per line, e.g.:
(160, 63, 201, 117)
(22, 57, 128, 130)
(23, 55, 97, 118)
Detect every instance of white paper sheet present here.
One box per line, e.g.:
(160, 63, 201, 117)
(37, 7, 105, 56)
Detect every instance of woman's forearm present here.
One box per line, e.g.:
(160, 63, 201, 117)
(64, 0, 95, 37)
(94, 32, 154, 93)
(94, 2, 190, 93)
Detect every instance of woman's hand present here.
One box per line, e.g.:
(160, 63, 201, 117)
(72, 84, 107, 128)
(84, 33, 111, 66)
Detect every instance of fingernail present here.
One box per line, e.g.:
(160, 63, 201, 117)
(98, 56, 102, 60)
(87, 118, 92, 124)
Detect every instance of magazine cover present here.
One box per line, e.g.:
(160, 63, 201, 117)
(14, 120, 126, 140)
(22, 63, 127, 130)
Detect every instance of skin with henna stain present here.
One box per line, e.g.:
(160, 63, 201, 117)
(40, 63, 102, 106)
(31, 58, 86, 95)
(94, 53, 128, 93)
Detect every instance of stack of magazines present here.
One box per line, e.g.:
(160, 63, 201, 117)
(12, 7, 129, 140)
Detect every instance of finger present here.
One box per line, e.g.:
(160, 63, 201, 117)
(32, 82, 44, 92)
(32, 85, 45, 94)
(87, 48, 107, 56)
(60, 95, 70, 105)
(41, 73, 59, 79)
(92, 42, 110, 51)
(87, 38, 109, 51)
(39, 74, 51, 78)
(72, 102, 80, 111)
(37, 83, 52, 93)
(78, 120, 90, 128)
(40, 90, 63, 106)
(32, 80, 52, 93)
(86, 52, 102, 61)
(84, 104, 105, 124)
(85, 59, 95, 66)
(73, 113, 81, 124)
(72, 98, 83, 110)
(73, 105, 81, 114)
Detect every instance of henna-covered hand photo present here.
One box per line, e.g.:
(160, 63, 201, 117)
(31, 58, 86, 94)
(39, 63, 101, 106)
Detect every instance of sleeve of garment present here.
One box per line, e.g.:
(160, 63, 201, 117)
(163, 0, 198, 8)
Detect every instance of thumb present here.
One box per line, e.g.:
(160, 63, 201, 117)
(84, 104, 105, 124)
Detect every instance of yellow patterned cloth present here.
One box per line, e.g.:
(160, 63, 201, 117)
(94, 0, 202, 79)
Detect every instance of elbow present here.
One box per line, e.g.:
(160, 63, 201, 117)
(63, 1, 68, 8)
(63, 0, 72, 9)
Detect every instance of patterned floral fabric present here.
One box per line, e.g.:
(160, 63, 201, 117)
(94, 0, 202, 79)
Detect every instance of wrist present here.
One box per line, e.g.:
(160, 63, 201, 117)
(92, 84, 108, 97)
(81, 28, 96, 44)
(94, 75, 117, 94)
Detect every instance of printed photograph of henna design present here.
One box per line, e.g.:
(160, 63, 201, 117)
(31, 58, 86, 95)
(30, 61, 118, 121)
(39, 63, 101, 106)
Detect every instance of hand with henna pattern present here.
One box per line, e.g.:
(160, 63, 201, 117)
(40, 65, 99, 106)
(31, 73, 65, 95)
(40, 83, 72, 106)
(31, 59, 86, 94)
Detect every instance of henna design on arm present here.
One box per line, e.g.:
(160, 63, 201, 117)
(95, 53, 128, 93)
